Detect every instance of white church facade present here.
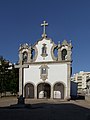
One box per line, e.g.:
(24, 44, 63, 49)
(17, 21, 72, 100)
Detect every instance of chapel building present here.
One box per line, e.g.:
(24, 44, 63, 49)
(17, 21, 72, 100)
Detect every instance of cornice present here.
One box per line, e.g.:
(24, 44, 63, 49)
(23, 60, 72, 65)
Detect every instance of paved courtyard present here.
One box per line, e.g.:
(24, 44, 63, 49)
(0, 97, 90, 120)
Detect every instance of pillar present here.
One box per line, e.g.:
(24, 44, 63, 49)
(28, 45, 32, 62)
(50, 85, 53, 99)
(67, 63, 71, 100)
(57, 42, 62, 61)
(34, 86, 37, 99)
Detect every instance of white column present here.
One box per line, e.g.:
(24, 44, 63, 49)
(67, 63, 71, 100)
(50, 85, 53, 99)
(34, 86, 37, 99)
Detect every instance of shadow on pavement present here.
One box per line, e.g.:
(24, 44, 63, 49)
(0, 102, 90, 120)
(71, 95, 85, 100)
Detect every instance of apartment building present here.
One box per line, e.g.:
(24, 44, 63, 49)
(71, 71, 90, 94)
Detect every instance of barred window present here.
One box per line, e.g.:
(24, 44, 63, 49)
(41, 68, 46, 74)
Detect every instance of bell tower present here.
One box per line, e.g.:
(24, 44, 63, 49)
(57, 40, 72, 62)
(19, 43, 32, 64)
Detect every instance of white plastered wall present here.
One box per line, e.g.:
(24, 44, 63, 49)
(24, 63, 68, 98)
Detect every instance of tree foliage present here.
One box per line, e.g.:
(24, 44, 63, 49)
(0, 56, 19, 95)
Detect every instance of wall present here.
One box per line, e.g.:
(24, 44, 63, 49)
(35, 38, 54, 62)
(23, 63, 68, 98)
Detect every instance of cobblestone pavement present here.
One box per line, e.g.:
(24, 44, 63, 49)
(0, 97, 90, 120)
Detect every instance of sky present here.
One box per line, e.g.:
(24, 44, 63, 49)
(0, 0, 90, 74)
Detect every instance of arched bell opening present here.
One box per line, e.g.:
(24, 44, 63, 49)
(22, 51, 28, 63)
(61, 49, 67, 60)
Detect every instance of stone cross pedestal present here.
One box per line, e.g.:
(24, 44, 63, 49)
(15, 62, 29, 104)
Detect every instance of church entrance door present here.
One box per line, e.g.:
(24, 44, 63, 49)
(53, 82, 64, 99)
(37, 83, 51, 99)
(25, 83, 34, 98)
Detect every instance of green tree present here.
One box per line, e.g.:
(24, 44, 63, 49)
(9, 66, 19, 94)
(0, 56, 19, 96)
(0, 56, 9, 94)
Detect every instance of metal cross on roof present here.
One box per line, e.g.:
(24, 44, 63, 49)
(41, 21, 48, 38)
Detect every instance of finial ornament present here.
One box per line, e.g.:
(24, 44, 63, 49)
(58, 41, 60, 44)
(58, 41, 60, 48)
(70, 40, 72, 43)
(69, 40, 72, 45)
(41, 21, 48, 38)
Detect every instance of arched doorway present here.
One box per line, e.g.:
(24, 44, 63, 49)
(37, 83, 51, 99)
(24, 83, 34, 98)
(53, 82, 64, 99)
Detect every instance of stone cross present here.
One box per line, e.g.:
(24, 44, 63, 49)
(41, 21, 48, 37)
(15, 62, 29, 97)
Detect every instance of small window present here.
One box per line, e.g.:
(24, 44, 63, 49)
(41, 68, 46, 74)
(39, 64, 49, 80)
